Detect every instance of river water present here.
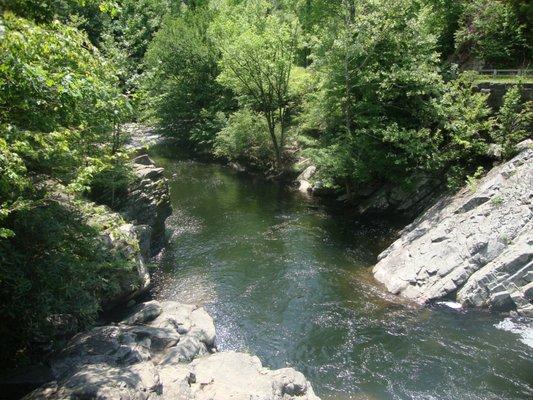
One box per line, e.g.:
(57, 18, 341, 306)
(150, 153, 533, 400)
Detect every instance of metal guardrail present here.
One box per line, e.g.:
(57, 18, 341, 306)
(478, 69, 533, 77)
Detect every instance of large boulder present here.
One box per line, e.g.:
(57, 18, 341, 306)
(24, 301, 320, 400)
(373, 142, 533, 315)
(296, 166, 316, 194)
(100, 222, 151, 308)
(357, 174, 443, 216)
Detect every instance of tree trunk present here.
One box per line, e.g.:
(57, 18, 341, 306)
(265, 112, 282, 169)
(343, 0, 352, 136)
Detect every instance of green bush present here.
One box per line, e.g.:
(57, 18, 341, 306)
(0, 195, 138, 369)
(87, 153, 135, 210)
(214, 109, 274, 171)
(0, 13, 123, 134)
(0, 12, 127, 232)
(492, 86, 533, 157)
(455, 0, 528, 67)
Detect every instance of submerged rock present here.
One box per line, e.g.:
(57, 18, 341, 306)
(24, 301, 319, 400)
(373, 141, 533, 315)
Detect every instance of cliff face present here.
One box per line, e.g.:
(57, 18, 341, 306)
(373, 140, 533, 316)
(24, 301, 320, 400)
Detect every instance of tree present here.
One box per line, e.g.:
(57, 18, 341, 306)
(213, 0, 300, 169)
(142, 6, 232, 152)
(420, 0, 464, 60)
(491, 86, 533, 156)
(455, 0, 528, 67)
(301, 0, 444, 191)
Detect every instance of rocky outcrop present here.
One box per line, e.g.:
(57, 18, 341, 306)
(102, 222, 151, 307)
(119, 124, 172, 255)
(295, 164, 444, 216)
(41, 183, 152, 308)
(24, 301, 319, 400)
(356, 174, 444, 216)
(373, 141, 533, 316)
(122, 153, 172, 255)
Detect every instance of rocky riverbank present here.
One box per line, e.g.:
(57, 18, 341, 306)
(15, 126, 320, 400)
(100, 129, 172, 308)
(23, 301, 319, 400)
(373, 140, 533, 315)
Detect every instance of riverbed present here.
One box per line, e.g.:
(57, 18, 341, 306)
(150, 153, 533, 400)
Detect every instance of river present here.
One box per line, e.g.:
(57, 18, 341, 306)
(149, 152, 533, 400)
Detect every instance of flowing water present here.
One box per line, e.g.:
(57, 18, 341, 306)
(150, 153, 533, 400)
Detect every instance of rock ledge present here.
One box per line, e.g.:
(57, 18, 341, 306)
(24, 301, 319, 400)
(373, 142, 533, 316)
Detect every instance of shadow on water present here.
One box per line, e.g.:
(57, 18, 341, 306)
(149, 151, 533, 400)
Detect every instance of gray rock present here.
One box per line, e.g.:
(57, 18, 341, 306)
(489, 291, 515, 312)
(487, 143, 504, 159)
(297, 166, 316, 194)
(123, 162, 172, 253)
(133, 154, 155, 166)
(187, 351, 319, 400)
(25, 301, 320, 400)
(515, 138, 533, 152)
(299, 179, 312, 194)
(373, 146, 533, 314)
(229, 162, 246, 172)
(97, 222, 151, 310)
(298, 165, 316, 181)
(158, 336, 207, 365)
(123, 301, 163, 325)
(358, 174, 442, 215)
(523, 282, 533, 301)
(121, 129, 172, 255)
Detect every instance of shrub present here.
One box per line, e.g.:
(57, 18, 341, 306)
(0, 12, 127, 232)
(0, 195, 138, 369)
(214, 109, 275, 171)
(492, 86, 533, 157)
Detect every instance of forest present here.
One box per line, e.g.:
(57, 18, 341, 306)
(0, 0, 532, 371)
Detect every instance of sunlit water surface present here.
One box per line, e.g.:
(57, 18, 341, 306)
(150, 154, 533, 400)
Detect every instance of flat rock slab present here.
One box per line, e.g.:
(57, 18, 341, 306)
(373, 142, 533, 315)
(186, 351, 319, 400)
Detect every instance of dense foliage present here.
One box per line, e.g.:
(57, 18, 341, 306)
(0, 4, 137, 367)
(142, 6, 233, 153)
(0, 0, 531, 371)
(141, 0, 531, 187)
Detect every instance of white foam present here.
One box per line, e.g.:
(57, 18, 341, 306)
(436, 301, 463, 309)
(495, 317, 533, 348)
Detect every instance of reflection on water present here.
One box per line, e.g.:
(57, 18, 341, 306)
(151, 156, 533, 400)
